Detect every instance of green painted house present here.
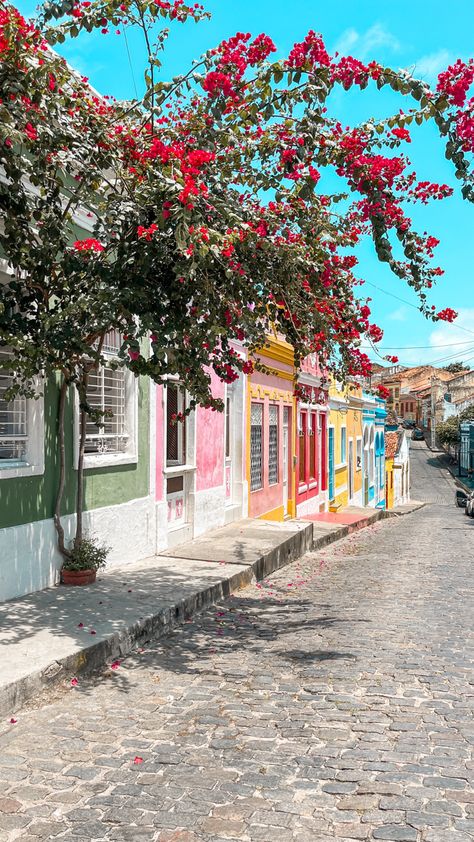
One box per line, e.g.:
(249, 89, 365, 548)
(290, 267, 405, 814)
(0, 263, 153, 600)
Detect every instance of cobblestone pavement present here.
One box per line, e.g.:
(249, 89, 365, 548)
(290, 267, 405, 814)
(1, 443, 473, 842)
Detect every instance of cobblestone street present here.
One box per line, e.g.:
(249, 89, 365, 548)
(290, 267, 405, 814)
(1, 442, 473, 842)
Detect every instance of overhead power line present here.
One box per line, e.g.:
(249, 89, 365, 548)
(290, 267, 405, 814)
(363, 280, 474, 339)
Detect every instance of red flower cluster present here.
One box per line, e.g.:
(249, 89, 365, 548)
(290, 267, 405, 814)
(391, 127, 411, 143)
(137, 223, 158, 240)
(72, 238, 104, 253)
(436, 307, 457, 322)
(202, 31, 276, 100)
(376, 384, 390, 400)
(286, 30, 331, 69)
(437, 59, 474, 107)
(368, 323, 383, 343)
(410, 181, 453, 204)
(455, 101, 474, 152)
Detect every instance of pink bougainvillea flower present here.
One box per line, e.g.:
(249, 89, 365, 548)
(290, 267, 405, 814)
(70, 677, 78, 687)
(110, 660, 121, 670)
(133, 756, 143, 764)
(9, 717, 17, 724)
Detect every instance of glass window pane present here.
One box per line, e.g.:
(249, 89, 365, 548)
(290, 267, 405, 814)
(0, 350, 27, 462)
(268, 404, 278, 485)
(250, 402, 263, 491)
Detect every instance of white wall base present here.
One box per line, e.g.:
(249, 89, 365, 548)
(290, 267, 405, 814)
(0, 495, 155, 603)
(296, 492, 328, 518)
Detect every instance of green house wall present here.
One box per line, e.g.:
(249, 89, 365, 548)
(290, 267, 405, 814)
(0, 376, 150, 530)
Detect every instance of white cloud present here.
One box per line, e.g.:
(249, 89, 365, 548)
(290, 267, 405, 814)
(388, 306, 409, 322)
(409, 48, 453, 82)
(334, 24, 401, 59)
(397, 308, 474, 367)
(428, 308, 474, 363)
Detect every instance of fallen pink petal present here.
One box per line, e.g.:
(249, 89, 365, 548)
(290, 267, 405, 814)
(70, 677, 78, 687)
(133, 756, 143, 764)
(9, 717, 17, 724)
(77, 622, 84, 628)
(110, 660, 121, 670)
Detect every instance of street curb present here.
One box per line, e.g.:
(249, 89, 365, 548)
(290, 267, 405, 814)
(1, 505, 421, 717)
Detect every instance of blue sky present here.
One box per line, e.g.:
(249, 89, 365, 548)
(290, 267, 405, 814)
(18, 0, 474, 368)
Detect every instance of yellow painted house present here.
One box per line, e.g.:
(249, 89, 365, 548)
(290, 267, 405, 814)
(384, 431, 398, 510)
(328, 380, 364, 510)
(246, 336, 297, 521)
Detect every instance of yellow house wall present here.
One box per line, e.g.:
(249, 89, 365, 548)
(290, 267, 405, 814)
(329, 402, 348, 510)
(385, 458, 395, 509)
(329, 381, 364, 510)
(347, 386, 364, 496)
(246, 336, 297, 521)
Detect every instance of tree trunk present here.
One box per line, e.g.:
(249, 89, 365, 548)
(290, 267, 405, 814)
(74, 371, 89, 550)
(54, 375, 71, 559)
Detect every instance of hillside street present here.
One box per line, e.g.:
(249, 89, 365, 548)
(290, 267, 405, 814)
(0, 442, 473, 842)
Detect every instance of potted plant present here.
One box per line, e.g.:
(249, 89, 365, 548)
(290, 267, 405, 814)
(61, 536, 109, 586)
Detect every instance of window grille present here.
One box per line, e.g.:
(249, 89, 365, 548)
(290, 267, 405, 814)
(85, 365, 127, 454)
(268, 404, 279, 485)
(250, 402, 263, 491)
(0, 350, 27, 463)
(166, 382, 186, 465)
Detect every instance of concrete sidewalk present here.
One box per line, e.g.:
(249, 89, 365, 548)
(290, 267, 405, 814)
(0, 505, 423, 717)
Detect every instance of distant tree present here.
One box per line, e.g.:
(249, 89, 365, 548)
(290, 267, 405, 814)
(437, 416, 460, 446)
(459, 403, 474, 421)
(443, 362, 470, 373)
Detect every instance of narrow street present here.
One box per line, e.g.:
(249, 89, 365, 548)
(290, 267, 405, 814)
(1, 443, 473, 842)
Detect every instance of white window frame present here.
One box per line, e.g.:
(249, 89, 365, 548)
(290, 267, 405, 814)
(74, 343, 138, 470)
(336, 424, 347, 469)
(0, 351, 44, 480)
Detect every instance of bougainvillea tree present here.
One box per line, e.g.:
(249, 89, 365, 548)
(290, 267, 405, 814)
(0, 0, 473, 557)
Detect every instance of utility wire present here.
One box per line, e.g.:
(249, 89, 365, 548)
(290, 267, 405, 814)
(123, 25, 139, 101)
(363, 280, 474, 338)
(361, 340, 473, 350)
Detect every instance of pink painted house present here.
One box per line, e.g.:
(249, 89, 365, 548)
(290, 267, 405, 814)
(295, 354, 329, 517)
(153, 358, 247, 551)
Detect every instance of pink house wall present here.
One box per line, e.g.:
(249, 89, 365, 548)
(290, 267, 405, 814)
(196, 370, 225, 492)
(155, 385, 164, 501)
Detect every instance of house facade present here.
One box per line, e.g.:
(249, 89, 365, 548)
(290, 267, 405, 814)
(0, 328, 153, 602)
(295, 355, 329, 517)
(361, 392, 386, 509)
(154, 364, 247, 552)
(328, 380, 365, 510)
(246, 337, 296, 521)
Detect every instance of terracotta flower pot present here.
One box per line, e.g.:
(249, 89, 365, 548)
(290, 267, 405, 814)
(61, 568, 97, 586)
